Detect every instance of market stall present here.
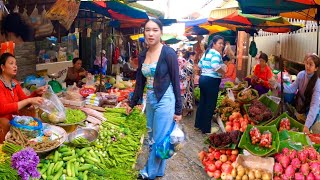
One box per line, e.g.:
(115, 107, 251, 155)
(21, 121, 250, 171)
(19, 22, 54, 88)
(197, 81, 320, 180)
(0, 70, 150, 180)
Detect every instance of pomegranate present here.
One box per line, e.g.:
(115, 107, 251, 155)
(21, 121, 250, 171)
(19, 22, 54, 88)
(207, 164, 216, 172)
(221, 163, 233, 174)
(220, 155, 228, 163)
(214, 151, 221, 160)
(198, 151, 207, 161)
(213, 170, 221, 179)
(215, 160, 223, 170)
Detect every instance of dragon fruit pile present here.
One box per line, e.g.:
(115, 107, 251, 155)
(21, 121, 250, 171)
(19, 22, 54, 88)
(273, 147, 320, 180)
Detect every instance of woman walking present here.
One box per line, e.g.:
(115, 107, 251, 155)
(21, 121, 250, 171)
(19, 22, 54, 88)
(194, 35, 226, 134)
(127, 19, 182, 180)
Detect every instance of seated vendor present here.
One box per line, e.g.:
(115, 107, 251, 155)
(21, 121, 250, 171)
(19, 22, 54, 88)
(247, 52, 273, 95)
(279, 54, 320, 133)
(220, 56, 236, 88)
(65, 58, 87, 87)
(0, 53, 46, 143)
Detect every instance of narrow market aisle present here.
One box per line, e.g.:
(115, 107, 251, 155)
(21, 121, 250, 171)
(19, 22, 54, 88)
(136, 110, 212, 180)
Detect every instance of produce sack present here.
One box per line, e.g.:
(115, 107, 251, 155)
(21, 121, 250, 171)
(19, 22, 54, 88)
(155, 122, 176, 159)
(10, 116, 43, 138)
(38, 86, 66, 123)
(46, 0, 80, 30)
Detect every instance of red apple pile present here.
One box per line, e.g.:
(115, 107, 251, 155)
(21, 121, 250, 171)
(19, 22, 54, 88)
(225, 112, 252, 132)
(198, 147, 239, 179)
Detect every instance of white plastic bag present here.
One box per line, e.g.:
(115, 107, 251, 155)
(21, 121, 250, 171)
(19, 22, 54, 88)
(170, 123, 185, 144)
(30, 5, 42, 28)
(38, 86, 66, 124)
(227, 88, 235, 101)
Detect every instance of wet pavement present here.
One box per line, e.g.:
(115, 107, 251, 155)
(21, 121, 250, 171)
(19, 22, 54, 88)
(136, 110, 218, 180)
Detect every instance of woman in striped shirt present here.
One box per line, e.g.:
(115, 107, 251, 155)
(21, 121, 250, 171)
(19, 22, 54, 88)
(194, 35, 226, 134)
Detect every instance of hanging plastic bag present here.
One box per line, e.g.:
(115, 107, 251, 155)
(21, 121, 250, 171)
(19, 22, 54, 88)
(35, 6, 54, 37)
(38, 86, 66, 124)
(21, 7, 32, 25)
(170, 123, 185, 144)
(13, 5, 19, 13)
(155, 122, 176, 159)
(30, 5, 42, 28)
(170, 123, 186, 152)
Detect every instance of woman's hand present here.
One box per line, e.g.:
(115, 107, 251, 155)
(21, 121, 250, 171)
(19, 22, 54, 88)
(303, 126, 310, 134)
(126, 105, 133, 115)
(174, 114, 182, 122)
(34, 85, 48, 96)
(29, 97, 44, 106)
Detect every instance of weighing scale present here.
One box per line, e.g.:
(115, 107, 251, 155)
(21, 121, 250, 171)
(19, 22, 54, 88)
(48, 73, 63, 93)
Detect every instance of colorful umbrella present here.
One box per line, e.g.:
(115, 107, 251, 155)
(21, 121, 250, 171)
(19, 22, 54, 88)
(237, 0, 320, 21)
(208, 10, 303, 33)
(182, 18, 231, 35)
(208, 30, 237, 45)
(80, 1, 148, 28)
(185, 25, 230, 35)
(236, 0, 320, 52)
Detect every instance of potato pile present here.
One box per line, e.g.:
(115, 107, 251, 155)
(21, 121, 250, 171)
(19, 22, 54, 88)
(232, 165, 272, 180)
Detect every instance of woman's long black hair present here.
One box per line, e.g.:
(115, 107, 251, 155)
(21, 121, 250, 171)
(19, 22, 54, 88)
(204, 35, 224, 57)
(303, 54, 320, 112)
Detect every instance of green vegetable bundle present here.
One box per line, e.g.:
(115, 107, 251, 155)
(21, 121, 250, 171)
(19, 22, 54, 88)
(65, 108, 87, 124)
(194, 87, 200, 101)
(0, 159, 19, 180)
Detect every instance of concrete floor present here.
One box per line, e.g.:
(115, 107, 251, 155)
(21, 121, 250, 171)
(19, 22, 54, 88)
(136, 111, 214, 180)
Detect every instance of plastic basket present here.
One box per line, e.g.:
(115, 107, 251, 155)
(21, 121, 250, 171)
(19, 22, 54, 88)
(10, 116, 43, 138)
